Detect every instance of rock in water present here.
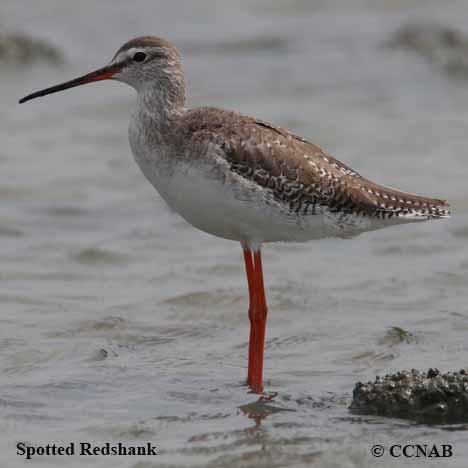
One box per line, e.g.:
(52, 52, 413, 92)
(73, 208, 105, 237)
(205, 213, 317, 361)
(350, 369, 468, 423)
(0, 33, 63, 64)
(388, 23, 468, 77)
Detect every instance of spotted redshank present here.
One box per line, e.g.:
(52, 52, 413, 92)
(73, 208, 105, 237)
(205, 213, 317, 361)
(19, 36, 451, 394)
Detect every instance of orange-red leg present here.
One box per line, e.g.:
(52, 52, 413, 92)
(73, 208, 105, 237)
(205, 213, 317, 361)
(243, 248, 256, 384)
(242, 245, 268, 394)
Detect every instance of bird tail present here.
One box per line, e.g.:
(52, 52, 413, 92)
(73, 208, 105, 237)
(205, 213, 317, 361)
(357, 179, 451, 221)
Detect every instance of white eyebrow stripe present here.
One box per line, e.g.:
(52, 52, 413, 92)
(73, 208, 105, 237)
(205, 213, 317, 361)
(113, 47, 140, 63)
(113, 51, 131, 63)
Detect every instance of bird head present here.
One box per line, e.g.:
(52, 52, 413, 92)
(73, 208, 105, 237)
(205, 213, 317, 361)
(19, 36, 184, 103)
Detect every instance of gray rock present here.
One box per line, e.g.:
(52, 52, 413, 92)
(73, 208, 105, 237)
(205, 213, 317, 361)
(0, 33, 63, 64)
(350, 368, 468, 423)
(388, 23, 468, 77)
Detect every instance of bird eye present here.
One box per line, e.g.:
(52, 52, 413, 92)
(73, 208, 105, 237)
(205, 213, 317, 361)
(133, 52, 147, 63)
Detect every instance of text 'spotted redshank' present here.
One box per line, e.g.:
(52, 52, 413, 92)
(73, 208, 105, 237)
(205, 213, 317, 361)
(19, 36, 450, 394)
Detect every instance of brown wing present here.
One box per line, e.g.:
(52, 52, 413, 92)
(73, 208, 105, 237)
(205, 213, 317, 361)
(252, 118, 362, 178)
(180, 107, 450, 219)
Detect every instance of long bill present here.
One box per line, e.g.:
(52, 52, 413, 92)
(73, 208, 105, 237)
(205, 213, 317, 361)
(18, 63, 120, 104)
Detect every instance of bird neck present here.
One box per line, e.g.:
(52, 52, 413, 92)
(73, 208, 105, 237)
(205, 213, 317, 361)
(135, 70, 187, 127)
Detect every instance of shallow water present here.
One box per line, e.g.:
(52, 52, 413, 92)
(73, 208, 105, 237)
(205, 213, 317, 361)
(2, 1, 468, 467)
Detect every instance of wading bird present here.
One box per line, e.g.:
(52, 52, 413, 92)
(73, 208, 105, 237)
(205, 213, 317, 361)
(20, 36, 450, 393)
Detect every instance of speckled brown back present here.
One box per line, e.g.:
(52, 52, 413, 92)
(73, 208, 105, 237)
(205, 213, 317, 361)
(178, 107, 450, 219)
